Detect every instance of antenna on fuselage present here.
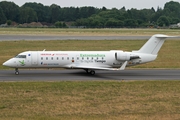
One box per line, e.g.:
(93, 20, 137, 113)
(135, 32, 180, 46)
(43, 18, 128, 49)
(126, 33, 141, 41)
(43, 49, 46, 51)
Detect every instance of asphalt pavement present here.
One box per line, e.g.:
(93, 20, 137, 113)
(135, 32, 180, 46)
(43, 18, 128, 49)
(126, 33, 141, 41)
(0, 69, 180, 81)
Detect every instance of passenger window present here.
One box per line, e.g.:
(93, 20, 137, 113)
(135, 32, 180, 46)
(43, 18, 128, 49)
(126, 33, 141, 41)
(46, 57, 48, 60)
(57, 57, 59, 60)
(51, 57, 53, 60)
(41, 57, 43, 60)
(62, 57, 64, 60)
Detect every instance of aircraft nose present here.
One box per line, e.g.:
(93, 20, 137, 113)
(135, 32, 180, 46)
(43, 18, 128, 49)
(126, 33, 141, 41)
(3, 61, 8, 66)
(3, 60, 12, 67)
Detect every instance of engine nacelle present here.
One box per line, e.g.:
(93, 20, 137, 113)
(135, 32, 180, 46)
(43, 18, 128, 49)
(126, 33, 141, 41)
(115, 51, 131, 61)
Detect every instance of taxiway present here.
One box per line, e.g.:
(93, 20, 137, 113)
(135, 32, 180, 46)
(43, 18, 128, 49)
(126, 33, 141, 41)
(0, 69, 180, 81)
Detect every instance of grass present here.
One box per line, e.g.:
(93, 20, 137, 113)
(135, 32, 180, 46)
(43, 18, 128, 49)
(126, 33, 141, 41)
(1, 39, 180, 69)
(0, 28, 180, 36)
(0, 81, 180, 120)
(1, 28, 180, 120)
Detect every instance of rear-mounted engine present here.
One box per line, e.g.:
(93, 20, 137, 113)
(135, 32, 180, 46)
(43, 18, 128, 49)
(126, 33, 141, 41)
(115, 51, 140, 61)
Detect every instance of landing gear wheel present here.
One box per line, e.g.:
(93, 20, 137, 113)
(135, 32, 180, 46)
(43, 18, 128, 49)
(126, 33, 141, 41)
(90, 70, 95, 75)
(15, 68, 19, 75)
(15, 71, 19, 75)
(85, 69, 89, 74)
(84, 69, 95, 75)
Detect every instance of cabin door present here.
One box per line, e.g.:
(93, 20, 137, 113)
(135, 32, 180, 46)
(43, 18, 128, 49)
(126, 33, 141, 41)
(31, 52, 38, 65)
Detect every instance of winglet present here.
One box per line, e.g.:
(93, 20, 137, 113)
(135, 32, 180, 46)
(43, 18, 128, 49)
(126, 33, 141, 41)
(119, 61, 127, 70)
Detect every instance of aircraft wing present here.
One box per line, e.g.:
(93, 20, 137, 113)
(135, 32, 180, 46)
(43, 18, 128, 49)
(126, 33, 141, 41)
(67, 61, 128, 71)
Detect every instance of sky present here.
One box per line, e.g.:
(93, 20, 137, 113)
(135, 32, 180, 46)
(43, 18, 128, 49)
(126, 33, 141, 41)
(4, 0, 180, 9)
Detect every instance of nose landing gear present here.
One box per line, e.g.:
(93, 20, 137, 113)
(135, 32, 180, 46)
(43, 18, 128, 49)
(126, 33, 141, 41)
(15, 68, 19, 75)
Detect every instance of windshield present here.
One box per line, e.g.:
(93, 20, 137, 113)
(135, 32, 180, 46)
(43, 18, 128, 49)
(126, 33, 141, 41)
(14, 55, 26, 58)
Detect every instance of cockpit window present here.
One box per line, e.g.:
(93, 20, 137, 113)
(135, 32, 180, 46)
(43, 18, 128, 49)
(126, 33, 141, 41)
(15, 55, 26, 58)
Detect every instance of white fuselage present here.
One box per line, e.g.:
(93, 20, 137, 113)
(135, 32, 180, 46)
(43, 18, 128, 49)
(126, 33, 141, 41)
(3, 50, 157, 69)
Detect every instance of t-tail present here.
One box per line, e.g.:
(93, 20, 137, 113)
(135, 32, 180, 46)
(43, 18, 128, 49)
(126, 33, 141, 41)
(137, 34, 176, 55)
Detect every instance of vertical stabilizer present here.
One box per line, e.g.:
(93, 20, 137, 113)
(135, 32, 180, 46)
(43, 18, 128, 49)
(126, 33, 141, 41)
(137, 34, 174, 55)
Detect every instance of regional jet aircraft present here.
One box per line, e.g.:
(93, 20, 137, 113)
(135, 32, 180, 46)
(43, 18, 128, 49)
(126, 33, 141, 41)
(3, 34, 176, 75)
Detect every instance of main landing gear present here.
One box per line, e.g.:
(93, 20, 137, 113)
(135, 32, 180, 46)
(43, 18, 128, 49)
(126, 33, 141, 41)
(15, 68, 19, 75)
(85, 69, 95, 75)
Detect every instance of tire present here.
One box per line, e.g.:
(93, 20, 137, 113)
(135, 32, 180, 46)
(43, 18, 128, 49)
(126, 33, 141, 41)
(15, 71, 19, 75)
(90, 70, 95, 75)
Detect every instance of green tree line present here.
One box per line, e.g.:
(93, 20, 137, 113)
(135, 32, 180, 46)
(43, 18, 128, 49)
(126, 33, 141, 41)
(0, 1, 180, 28)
